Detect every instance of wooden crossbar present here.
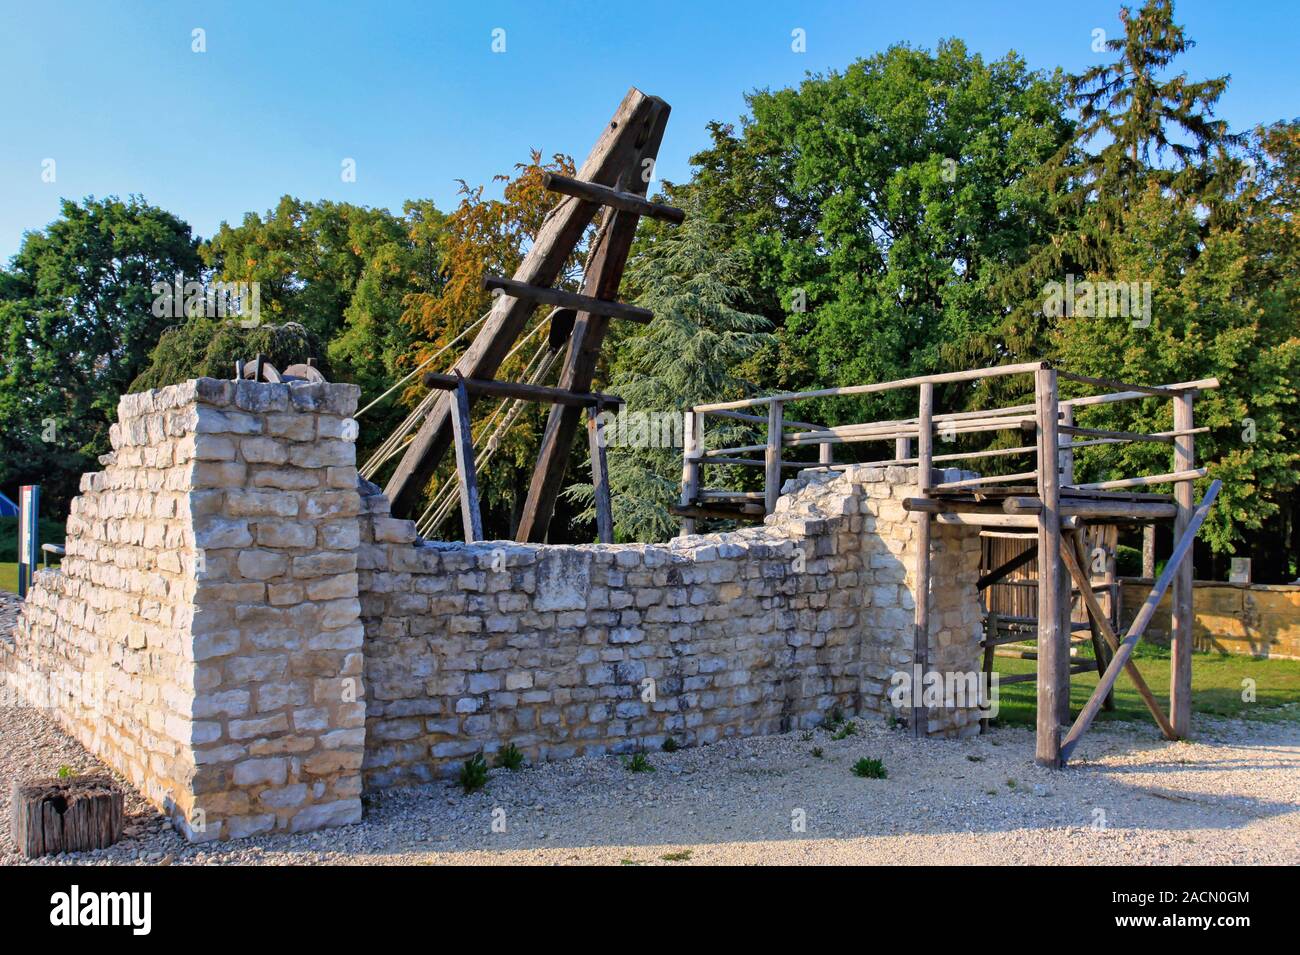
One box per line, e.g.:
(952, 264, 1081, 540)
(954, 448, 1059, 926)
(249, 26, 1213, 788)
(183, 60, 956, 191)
(422, 372, 623, 408)
(543, 172, 685, 223)
(483, 276, 654, 324)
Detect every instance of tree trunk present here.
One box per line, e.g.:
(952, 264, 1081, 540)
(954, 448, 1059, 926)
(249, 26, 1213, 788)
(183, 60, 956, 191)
(11, 775, 124, 858)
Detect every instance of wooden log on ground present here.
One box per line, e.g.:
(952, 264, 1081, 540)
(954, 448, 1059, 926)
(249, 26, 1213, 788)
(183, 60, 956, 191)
(11, 775, 124, 858)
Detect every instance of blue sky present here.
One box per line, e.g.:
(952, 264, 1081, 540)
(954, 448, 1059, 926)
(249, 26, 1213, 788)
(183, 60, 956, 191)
(1, 0, 1296, 263)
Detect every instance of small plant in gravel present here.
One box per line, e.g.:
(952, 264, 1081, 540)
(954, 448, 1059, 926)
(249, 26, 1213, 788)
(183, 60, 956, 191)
(56, 765, 73, 780)
(661, 737, 680, 753)
(1005, 778, 1017, 789)
(620, 858, 641, 866)
(831, 721, 857, 741)
(811, 747, 824, 758)
(459, 753, 489, 793)
(851, 757, 888, 779)
(494, 743, 524, 771)
(966, 755, 984, 762)
(799, 730, 813, 742)
(985, 788, 999, 796)
(661, 849, 692, 862)
(623, 751, 655, 773)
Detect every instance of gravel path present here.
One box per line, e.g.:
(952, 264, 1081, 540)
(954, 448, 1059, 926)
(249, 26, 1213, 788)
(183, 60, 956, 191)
(3, 680, 1297, 865)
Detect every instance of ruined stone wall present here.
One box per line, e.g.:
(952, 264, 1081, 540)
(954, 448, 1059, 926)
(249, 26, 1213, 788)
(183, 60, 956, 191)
(3, 375, 987, 841)
(359, 465, 985, 790)
(3, 379, 367, 841)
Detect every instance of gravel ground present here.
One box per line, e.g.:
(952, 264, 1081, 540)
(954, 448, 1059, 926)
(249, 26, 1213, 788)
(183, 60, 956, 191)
(2, 671, 1297, 865)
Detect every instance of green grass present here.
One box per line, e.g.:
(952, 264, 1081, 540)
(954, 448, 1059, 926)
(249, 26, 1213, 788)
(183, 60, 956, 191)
(0, 563, 17, 594)
(991, 642, 1300, 727)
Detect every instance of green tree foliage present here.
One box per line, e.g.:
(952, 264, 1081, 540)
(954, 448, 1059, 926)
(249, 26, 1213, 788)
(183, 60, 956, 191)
(565, 199, 770, 542)
(0, 196, 201, 511)
(684, 41, 1072, 425)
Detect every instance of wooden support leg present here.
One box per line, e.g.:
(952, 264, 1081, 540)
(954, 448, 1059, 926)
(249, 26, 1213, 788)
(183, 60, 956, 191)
(981, 610, 998, 734)
(449, 375, 483, 543)
(912, 383, 934, 739)
(588, 407, 613, 544)
(1171, 391, 1196, 737)
(679, 411, 701, 537)
(1034, 368, 1066, 767)
(765, 401, 785, 514)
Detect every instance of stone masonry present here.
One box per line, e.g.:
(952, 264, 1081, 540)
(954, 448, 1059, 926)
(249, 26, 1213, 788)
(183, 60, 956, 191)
(359, 465, 985, 789)
(3, 377, 986, 841)
(2, 378, 367, 841)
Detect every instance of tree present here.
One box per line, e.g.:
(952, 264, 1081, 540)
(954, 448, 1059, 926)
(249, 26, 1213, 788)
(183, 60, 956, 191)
(566, 198, 771, 542)
(980, 0, 1242, 375)
(684, 41, 1072, 427)
(129, 320, 326, 392)
(0, 196, 201, 513)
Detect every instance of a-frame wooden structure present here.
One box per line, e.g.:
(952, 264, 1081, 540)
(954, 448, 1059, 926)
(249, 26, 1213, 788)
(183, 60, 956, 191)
(384, 88, 680, 542)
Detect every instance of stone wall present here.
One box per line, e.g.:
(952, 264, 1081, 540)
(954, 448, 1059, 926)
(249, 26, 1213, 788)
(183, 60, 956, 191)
(358, 465, 985, 790)
(1119, 579, 1300, 660)
(3, 376, 988, 840)
(2, 379, 367, 841)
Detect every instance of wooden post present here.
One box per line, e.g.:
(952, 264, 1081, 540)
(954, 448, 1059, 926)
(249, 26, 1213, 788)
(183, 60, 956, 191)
(449, 374, 483, 543)
(1034, 368, 1066, 768)
(1142, 525, 1156, 578)
(912, 383, 934, 739)
(765, 400, 784, 514)
(1171, 391, 1195, 737)
(819, 437, 833, 467)
(1059, 405, 1075, 485)
(679, 411, 702, 536)
(588, 406, 613, 544)
(11, 775, 124, 858)
(981, 610, 998, 734)
(895, 436, 912, 462)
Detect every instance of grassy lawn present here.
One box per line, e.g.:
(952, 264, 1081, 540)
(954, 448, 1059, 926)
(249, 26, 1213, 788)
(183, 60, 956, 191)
(991, 641, 1300, 728)
(0, 562, 16, 594)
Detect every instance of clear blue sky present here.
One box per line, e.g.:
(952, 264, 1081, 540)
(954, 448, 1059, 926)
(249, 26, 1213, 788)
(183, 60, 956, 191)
(1, 0, 1296, 263)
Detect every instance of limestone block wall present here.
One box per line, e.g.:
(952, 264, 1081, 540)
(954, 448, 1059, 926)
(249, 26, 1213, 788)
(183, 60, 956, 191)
(3, 374, 987, 841)
(2, 378, 367, 841)
(359, 465, 985, 790)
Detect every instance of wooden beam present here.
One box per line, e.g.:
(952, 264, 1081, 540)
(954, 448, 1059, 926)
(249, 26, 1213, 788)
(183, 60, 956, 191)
(1002, 496, 1178, 521)
(448, 375, 483, 543)
(913, 382, 934, 739)
(516, 95, 672, 543)
(1060, 480, 1221, 762)
(422, 372, 623, 408)
(1068, 468, 1206, 491)
(1061, 377, 1219, 409)
(384, 88, 662, 517)
(482, 276, 654, 324)
(1171, 392, 1196, 737)
(542, 172, 685, 223)
(977, 544, 1038, 591)
(693, 362, 1048, 411)
(1061, 534, 1175, 738)
(1035, 367, 1067, 768)
(765, 401, 784, 513)
(678, 411, 701, 536)
(588, 408, 613, 544)
(669, 503, 765, 522)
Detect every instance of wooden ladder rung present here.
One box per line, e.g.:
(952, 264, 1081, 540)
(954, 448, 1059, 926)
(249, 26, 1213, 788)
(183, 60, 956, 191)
(422, 372, 623, 409)
(483, 276, 654, 324)
(542, 172, 685, 224)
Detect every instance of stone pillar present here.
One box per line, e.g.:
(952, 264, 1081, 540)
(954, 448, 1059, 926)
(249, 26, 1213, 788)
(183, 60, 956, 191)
(181, 378, 366, 840)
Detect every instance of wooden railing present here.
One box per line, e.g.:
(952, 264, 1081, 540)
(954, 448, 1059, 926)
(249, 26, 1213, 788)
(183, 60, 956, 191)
(679, 362, 1221, 764)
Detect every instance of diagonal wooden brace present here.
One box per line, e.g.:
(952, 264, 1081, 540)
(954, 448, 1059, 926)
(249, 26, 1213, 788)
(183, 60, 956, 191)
(1059, 534, 1174, 737)
(1060, 480, 1221, 763)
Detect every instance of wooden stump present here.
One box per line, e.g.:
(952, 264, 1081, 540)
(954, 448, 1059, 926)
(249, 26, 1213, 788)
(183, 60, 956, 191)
(11, 775, 124, 858)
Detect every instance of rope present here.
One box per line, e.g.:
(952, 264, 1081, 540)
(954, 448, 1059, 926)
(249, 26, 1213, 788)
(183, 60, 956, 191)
(354, 309, 491, 419)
